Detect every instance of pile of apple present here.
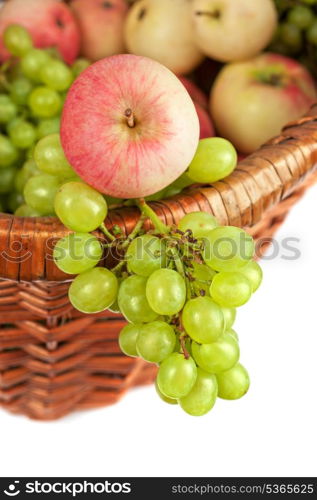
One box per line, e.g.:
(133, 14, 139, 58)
(1, 0, 316, 160)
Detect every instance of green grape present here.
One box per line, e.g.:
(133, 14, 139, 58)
(72, 58, 91, 78)
(0, 94, 18, 124)
(190, 262, 216, 296)
(227, 328, 239, 343)
(40, 60, 73, 91)
(210, 271, 252, 308)
(26, 145, 35, 160)
(34, 133, 74, 178)
(191, 262, 216, 282)
(10, 77, 33, 106)
(238, 260, 263, 293)
(192, 333, 240, 374)
(287, 6, 314, 29)
(136, 321, 176, 363)
(54, 233, 103, 275)
(146, 269, 186, 316)
(28, 86, 62, 118)
(54, 182, 108, 232)
(104, 195, 122, 207)
(155, 380, 178, 405)
(21, 49, 51, 81)
(144, 187, 167, 201)
(3, 24, 33, 57)
(217, 363, 250, 400)
(14, 159, 40, 193)
(118, 275, 158, 324)
(7, 191, 24, 213)
(0, 134, 18, 167)
(157, 352, 197, 399)
(15, 204, 42, 217)
(182, 296, 224, 344)
(188, 138, 237, 184)
(178, 211, 219, 239)
(0, 166, 17, 194)
(222, 306, 237, 330)
(69, 267, 118, 314)
(280, 23, 302, 50)
(108, 297, 120, 314)
(9, 120, 36, 149)
(126, 234, 166, 277)
(118, 324, 141, 357)
(24, 173, 60, 215)
(162, 185, 182, 198)
(179, 368, 218, 416)
(203, 226, 255, 272)
(172, 171, 193, 190)
(306, 20, 317, 45)
(37, 117, 60, 139)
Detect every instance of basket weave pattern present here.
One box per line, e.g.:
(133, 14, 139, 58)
(1, 106, 317, 420)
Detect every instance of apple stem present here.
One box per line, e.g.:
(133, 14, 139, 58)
(124, 108, 136, 128)
(195, 9, 221, 19)
(136, 198, 169, 234)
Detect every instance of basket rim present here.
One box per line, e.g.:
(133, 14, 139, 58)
(1, 104, 317, 282)
(1, 106, 317, 229)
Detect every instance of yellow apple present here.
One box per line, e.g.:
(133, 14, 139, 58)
(124, 0, 204, 75)
(192, 0, 278, 62)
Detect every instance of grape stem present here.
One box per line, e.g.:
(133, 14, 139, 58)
(136, 198, 169, 234)
(111, 259, 126, 275)
(120, 214, 147, 250)
(180, 334, 190, 360)
(99, 223, 116, 242)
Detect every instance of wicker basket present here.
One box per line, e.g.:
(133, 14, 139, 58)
(1, 104, 317, 420)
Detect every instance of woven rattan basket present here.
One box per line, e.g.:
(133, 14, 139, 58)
(1, 104, 317, 420)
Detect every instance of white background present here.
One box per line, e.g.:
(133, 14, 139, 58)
(1, 184, 317, 478)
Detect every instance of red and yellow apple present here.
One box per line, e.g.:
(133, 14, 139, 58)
(195, 103, 215, 139)
(179, 77, 208, 109)
(192, 0, 277, 62)
(210, 53, 317, 154)
(61, 55, 200, 199)
(70, 0, 128, 61)
(124, 0, 204, 75)
(0, 0, 80, 64)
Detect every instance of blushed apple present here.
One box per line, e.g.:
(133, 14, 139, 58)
(124, 0, 204, 75)
(70, 0, 128, 61)
(210, 53, 317, 154)
(61, 55, 200, 199)
(195, 103, 215, 139)
(0, 0, 80, 64)
(192, 0, 277, 62)
(179, 77, 208, 109)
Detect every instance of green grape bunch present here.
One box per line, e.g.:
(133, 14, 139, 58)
(53, 187, 263, 417)
(271, 0, 317, 76)
(0, 24, 90, 215)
